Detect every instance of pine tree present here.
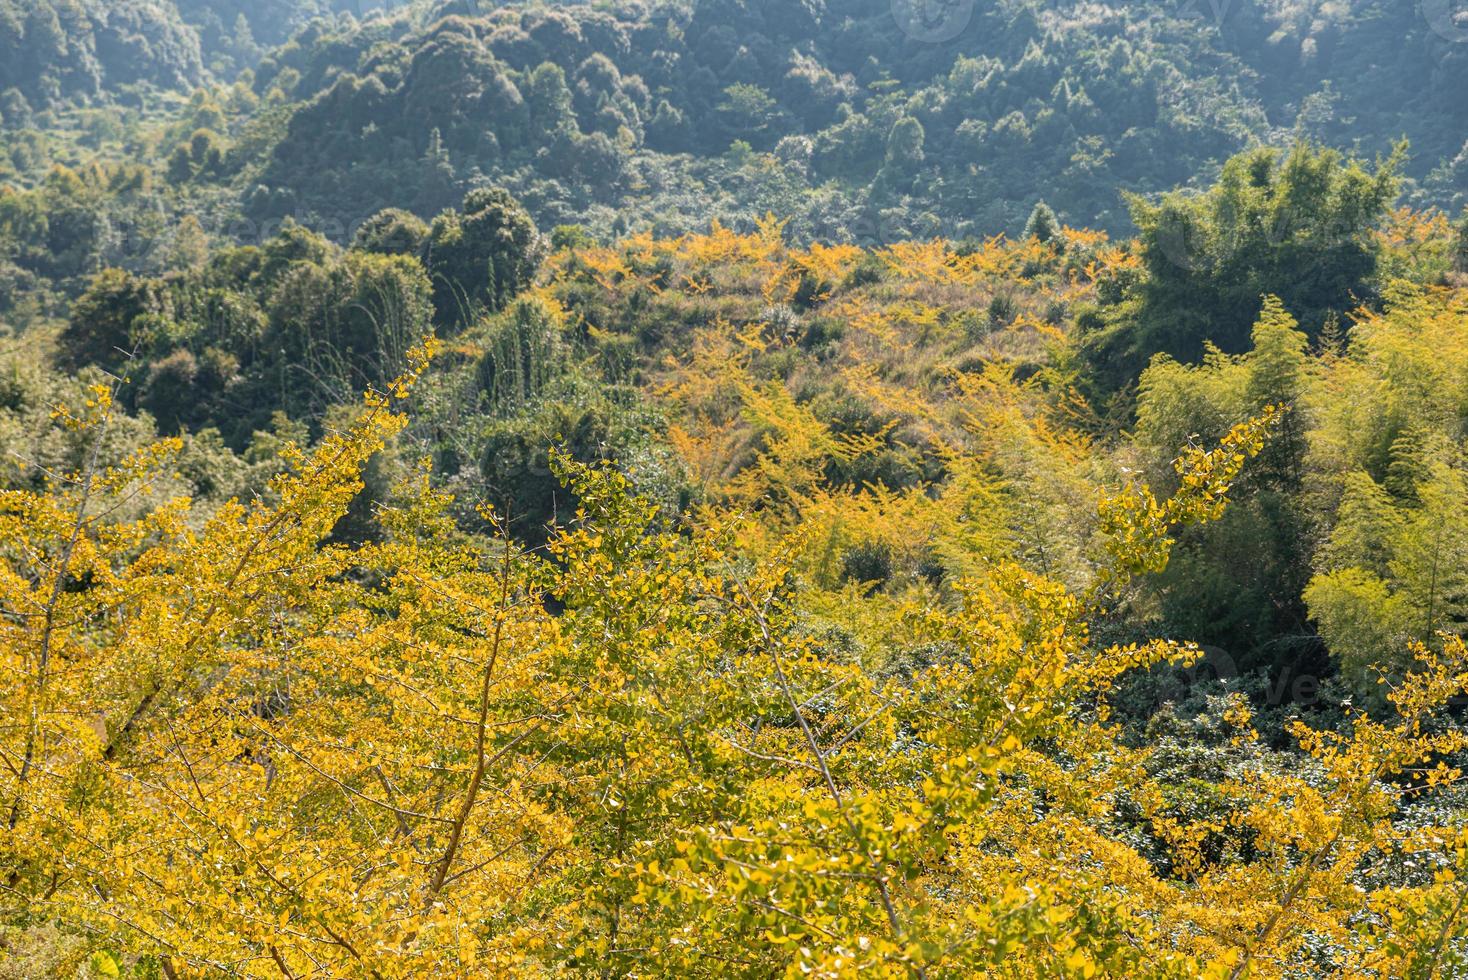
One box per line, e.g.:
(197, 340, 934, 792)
(1023, 200, 1060, 244)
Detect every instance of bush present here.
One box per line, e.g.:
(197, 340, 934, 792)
(841, 252, 886, 290)
(987, 292, 1019, 329)
(353, 209, 429, 256)
(840, 540, 893, 586)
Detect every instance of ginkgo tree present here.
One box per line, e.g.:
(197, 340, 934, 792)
(3, 344, 1468, 978)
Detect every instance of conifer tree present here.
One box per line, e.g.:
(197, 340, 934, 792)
(1023, 200, 1060, 244)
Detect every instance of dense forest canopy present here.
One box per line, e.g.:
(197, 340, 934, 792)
(3, 0, 1467, 243)
(3, 0, 1468, 976)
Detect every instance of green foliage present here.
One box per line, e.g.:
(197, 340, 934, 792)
(165, 128, 227, 183)
(352, 207, 429, 257)
(1131, 300, 1314, 672)
(0, 0, 204, 109)
(1308, 464, 1468, 699)
(174, 0, 1462, 246)
(6, 0, 1467, 261)
(1024, 200, 1061, 245)
(1083, 144, 1399, 395)
(59, 221, 434, 445)
(0, 332, 279, 512)
(476, 295, 565, 413)
(61, 268, 159, 373)
(550, 224, 595, 251)
(478, 375, 686, 547)
(719, 83, 780, 139)
(426, 187, 545, 328)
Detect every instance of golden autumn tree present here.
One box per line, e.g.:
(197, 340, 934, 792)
(1, 346, 565, 976)
(2, 335, 1468, 978)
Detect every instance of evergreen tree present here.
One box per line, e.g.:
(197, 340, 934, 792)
(1133, 299, 1315, 673)
(1307, 463, 1468, 699)
(1242, 297, 1310, 488)
(526, 62, 576, 140)
(353, 208, 429, 257)
(1023, 200, 1060, 244)
(426, 187, 544, 328)
(59, 268, 157, 373)
(477, 296, 565, 412)
(884, 116, 925, 173)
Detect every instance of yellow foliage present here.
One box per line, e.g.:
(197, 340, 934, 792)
(8, 224, 1468, 978)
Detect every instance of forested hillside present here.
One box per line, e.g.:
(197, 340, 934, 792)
(4, 1, 1468, 977)
(236, 0, 1468, 235)
(4, 1, 1467, 243)
(0, 0, 372, 107)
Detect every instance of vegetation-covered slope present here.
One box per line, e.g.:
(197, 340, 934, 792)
(5, 196, 1468, 973)
(5, 1, 1466, 249)
(0, 0, 375, 110)
(0, 0, 204, 109)
(4, 2, 1468, 976)
(235, 0, 1468, 237)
